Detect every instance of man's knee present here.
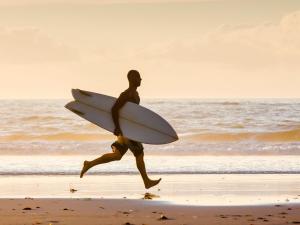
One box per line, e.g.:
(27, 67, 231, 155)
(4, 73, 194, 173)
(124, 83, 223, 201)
(112, 148, 123, 161)
(114, 152, 123, 161)
(130, 142, 144, 158)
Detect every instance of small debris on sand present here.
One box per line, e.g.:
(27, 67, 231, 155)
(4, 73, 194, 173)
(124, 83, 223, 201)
(123, 222, 134, 225)
(70, 188, 77, 193)
(292, 222, 300, 224)
(63, 208, 68, 211)
(22, 207, 32, 210)
(142, 192, 160, 200)
(158, 215, 171, 220)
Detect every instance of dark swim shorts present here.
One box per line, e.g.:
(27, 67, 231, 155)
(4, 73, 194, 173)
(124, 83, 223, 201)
(111, 140, 144, 157)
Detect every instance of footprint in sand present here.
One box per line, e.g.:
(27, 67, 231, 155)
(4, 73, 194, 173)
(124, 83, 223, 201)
(158, 215, 169, 220)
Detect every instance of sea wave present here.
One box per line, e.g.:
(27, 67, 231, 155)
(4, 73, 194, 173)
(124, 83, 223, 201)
(0, 132, 113, 142)
(1, 129, 300, 143)
(184, 128, 300, 142)
(221, 101, 240, 106)
(21, 115, 69, 122)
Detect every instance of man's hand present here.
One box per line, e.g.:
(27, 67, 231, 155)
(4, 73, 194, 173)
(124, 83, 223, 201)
(113, 126, 123, 136)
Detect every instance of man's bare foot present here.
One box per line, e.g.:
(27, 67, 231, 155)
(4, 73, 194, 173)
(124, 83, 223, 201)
(80, 160, 90, 178)
(145, 178, 162, 189)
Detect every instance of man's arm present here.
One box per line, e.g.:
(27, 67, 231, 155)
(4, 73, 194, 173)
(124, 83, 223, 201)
(111, 93, 127, 136)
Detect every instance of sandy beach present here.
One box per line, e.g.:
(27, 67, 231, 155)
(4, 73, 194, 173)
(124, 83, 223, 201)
(0, 198, 299, 225)
(0, 174, 299, 224)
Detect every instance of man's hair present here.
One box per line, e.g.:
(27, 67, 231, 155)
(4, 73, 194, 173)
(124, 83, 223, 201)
(127, 70, 140, 82)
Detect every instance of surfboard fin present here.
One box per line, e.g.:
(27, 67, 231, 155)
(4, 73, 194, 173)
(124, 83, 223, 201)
(72, 108, 85, 116)
(67, 107, 85, 116)
(79, 89, 92, 97)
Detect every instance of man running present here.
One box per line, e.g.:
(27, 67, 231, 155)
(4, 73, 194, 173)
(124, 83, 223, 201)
(80, 70, 161, 189)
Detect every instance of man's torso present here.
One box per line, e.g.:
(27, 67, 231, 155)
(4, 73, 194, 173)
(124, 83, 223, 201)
(121, 89, 140, 105)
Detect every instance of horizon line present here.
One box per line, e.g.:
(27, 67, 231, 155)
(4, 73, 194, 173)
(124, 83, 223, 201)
(1, 97, 300, 100)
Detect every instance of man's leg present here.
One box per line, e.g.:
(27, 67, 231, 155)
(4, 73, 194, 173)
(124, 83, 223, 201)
(135, 152, 161, 189)
(80, 147, 122, 178)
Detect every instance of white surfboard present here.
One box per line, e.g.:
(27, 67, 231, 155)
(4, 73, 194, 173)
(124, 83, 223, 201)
(65, 89, 178, 144)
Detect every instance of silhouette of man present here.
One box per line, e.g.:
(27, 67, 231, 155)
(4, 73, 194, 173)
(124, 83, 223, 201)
(80, 70, 161, 189)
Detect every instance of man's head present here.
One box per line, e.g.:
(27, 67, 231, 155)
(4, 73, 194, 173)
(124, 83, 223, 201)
(127, 70, 142, 87)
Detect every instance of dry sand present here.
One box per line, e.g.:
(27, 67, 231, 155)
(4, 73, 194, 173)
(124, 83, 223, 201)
(0, 198, 299, 225)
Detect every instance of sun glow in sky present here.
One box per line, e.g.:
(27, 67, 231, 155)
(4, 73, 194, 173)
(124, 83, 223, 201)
(0, 0, 300, 99)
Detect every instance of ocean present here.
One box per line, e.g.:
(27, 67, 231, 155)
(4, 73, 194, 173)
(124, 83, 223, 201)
(0, 99, 300, 175)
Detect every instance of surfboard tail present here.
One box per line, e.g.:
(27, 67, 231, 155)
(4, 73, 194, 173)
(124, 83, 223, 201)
(65, 102, 85, 116)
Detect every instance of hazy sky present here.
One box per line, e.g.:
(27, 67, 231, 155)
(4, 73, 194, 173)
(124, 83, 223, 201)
(0, 0, 300, 99)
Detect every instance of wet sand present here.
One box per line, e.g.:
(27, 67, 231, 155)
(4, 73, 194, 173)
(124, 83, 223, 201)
(1, 174, 300, 205)
(0, 198, 299, 225)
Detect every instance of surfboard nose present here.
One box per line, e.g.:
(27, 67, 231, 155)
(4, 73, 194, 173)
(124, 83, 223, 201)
(170, 128, 179, 142)
(174, 133, 179, 141)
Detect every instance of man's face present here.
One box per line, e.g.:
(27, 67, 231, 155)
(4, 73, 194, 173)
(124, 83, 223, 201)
(136, 76, 142, 87)
(131, 75, 142, 87)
